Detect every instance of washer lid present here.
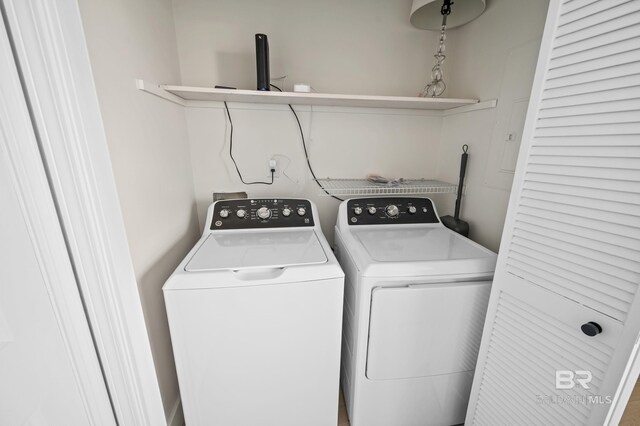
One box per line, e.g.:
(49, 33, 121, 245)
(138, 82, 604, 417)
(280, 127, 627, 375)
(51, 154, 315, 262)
(351, 226, 494, 262)
(185, 230, 328, 272)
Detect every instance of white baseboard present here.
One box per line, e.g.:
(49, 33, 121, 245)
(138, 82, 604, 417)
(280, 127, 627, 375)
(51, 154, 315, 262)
(168, 397, 184, 426)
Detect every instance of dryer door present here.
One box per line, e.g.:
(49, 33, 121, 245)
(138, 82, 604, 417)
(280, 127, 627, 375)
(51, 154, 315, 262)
(366, 281, 491, 380)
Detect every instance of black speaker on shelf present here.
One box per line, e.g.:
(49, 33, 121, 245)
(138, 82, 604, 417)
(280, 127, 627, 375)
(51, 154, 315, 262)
(255, 34, 270, 91)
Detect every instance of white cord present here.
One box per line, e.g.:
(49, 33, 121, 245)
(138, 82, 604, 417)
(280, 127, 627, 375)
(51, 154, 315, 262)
(272, 153, 299, 185)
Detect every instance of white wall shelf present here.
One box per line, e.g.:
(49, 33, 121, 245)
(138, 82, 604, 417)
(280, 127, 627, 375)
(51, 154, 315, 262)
(136, 80, 488, 112)
(315, 178, 458, 197)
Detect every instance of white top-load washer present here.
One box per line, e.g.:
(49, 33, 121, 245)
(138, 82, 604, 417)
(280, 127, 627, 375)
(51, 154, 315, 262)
(164, 198, 344, 426)
(334, 197, 497, 426)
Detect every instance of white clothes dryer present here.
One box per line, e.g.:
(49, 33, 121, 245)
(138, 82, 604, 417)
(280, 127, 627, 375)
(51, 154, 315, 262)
(164, 198, 344, 426)
(334, 197, 497, 426)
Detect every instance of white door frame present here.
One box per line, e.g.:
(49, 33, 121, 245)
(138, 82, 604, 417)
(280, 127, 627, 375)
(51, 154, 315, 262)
(0, 8, 115, 424)
(1, 0, 166, 424)
(606, 340, 640, 424)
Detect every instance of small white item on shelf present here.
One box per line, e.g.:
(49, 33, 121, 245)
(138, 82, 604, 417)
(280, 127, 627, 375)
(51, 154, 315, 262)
(293, 83, 312, 93)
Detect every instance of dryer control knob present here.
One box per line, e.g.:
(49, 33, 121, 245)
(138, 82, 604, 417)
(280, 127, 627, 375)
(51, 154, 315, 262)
(354, 207, 363, 215)
(282, 208, 292, 217)
(257, 207, 271, 220)
(219, 209, 230, 218)
(367, 206, 377, 215)
(297, 207, 306, 216)
(386, 205, 399, 217)
(236, 209, 247, 218)
(408, 206, 417, 214)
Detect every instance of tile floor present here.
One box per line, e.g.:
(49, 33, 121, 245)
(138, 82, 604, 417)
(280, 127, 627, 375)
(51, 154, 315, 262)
(338, 388, 349, 426)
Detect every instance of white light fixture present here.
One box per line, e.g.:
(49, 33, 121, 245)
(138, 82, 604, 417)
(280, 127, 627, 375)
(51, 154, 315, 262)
(411, 0, 486, 97)
(411, 0, 486, 30)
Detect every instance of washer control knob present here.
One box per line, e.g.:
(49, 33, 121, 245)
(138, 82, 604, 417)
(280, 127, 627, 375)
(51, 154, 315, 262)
(353, 207, 363, 215)
(236, 209, 246, 218)
(367, 206, 377, 215)
(408, 206, 417, 214)
(282, 208, 292, 217)
(257, 207, 271, 220)
(219, 209, 230, 218)
(386, 205, 399, 217)
(297, 207, 306, 216)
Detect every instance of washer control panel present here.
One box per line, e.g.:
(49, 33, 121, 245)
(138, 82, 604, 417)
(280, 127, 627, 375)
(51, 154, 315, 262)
(211, 198, 314, 229)
(347, 197, 439, 225)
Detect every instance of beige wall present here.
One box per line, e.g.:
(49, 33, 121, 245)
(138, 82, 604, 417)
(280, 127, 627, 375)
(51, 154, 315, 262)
(77, 0, 200, 420)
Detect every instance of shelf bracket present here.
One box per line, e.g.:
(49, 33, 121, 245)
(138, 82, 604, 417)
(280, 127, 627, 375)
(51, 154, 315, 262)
(136, 79, 186, 106)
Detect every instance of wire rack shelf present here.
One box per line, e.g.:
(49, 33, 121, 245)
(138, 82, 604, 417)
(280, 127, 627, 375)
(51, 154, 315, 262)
(315, 178, 458, 197)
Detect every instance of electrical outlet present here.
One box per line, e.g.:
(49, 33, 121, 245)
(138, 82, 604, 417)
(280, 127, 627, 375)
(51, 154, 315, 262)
(267, 158, 280, 178)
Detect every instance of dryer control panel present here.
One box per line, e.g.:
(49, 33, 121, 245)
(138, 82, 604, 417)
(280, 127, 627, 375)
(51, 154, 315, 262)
(347, 197, 440, 225)
(211, 198, 314, 230)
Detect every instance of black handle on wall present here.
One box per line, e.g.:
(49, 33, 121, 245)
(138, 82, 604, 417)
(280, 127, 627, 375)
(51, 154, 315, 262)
(453, 144, 468, 220)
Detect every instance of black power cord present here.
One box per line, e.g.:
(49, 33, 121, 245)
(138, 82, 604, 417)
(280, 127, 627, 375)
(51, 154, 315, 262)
(223, 101, 275, 185)
(287, 104, 344, 202)
(270, 83, 343, 201)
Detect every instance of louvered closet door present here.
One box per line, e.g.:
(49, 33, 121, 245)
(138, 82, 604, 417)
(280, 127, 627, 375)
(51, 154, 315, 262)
(466, 0, 640, 425)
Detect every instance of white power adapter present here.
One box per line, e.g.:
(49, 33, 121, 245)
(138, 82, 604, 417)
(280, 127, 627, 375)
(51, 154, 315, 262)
(267, 158, 279, 177)
(293, 84, 312, 93)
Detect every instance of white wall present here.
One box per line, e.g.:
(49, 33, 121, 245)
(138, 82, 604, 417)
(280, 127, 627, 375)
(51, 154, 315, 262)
(444, 0, 551, 101)
(436, 0, 550, 251)
(172, 0, 440, 96)
(173, 0, 453, 240)
(186, 104, 443, 238)
(175, 0, 549, 250)
(77, 0, 200, 421)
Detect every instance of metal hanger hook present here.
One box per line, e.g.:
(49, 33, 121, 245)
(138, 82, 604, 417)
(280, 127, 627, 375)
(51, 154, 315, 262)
(441, 0, 454, 15)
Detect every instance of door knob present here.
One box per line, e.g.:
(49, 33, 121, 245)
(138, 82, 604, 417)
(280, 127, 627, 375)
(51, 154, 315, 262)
(581, 322, 602, 337)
